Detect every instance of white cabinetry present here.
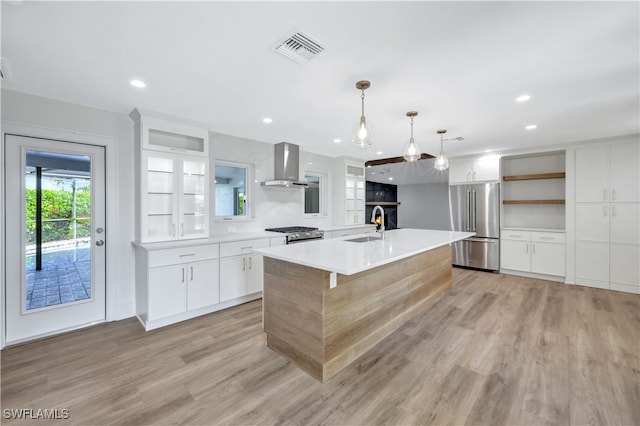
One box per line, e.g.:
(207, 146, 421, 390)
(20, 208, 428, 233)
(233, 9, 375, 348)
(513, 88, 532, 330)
(345, 165, 366, 225)
(219, 239, 269, 302)
(575, 140, 640, 294)
(131, 108, 210, 243)
(135, 243, 220, 330)
(449, 156, 500, 184)
(501, 230, 565, 279)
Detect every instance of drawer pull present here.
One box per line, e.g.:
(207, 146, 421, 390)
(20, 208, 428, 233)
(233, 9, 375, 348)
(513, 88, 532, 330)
(179, 253, 196, 257)
(509, 234, 522, 238)
(241, 246, 253, 250)
(539, 237, 555, 240)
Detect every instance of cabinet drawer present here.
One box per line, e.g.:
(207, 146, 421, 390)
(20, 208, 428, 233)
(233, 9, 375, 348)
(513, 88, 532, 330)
(220, 238, 269, 258)
(501, 230, 531, 241)
(531, 232, 565, 244)
(148, 244, 219, 267)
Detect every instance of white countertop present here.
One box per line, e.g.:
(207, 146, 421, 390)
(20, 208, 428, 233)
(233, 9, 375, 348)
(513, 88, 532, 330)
(320, 224, 377, 232)
(254, 228, 474, 275)
(132, 231, 284, 250)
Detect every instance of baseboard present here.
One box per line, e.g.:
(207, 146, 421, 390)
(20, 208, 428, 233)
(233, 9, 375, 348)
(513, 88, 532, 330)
(500, 269, 565, 283)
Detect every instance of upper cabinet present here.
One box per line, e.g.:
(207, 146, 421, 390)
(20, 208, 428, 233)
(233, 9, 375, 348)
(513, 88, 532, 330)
(449, 155, 500, 184)
(131, 109, 211, 243)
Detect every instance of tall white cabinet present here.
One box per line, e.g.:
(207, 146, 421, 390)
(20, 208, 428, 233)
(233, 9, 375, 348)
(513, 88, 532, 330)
(131, 109, 210, 243)
(332, 158, 366, 225)
(575, 140, 640, 294)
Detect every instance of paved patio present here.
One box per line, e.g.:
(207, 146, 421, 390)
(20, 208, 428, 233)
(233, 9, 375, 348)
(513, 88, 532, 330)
(26, 247, 91, 310)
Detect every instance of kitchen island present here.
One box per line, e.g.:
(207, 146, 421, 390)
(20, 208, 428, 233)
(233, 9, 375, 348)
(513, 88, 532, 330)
(254, 228, 473, 382)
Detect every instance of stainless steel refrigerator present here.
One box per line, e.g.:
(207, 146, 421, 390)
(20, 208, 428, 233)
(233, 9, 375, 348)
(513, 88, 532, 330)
(449, 182, 500, 271)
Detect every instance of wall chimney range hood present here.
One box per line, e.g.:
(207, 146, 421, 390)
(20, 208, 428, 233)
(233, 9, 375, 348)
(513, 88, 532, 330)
(261, 142, 312, 188)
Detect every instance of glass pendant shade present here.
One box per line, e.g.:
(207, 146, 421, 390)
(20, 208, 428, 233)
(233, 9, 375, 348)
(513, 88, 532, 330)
(353, 80, 373, 147)
(353, 117, 373, 147)
(434, 152, 449, 170)
(403, 138, 421, 162)
(434, 129, 449, 171)
(403, 111, 421, 162)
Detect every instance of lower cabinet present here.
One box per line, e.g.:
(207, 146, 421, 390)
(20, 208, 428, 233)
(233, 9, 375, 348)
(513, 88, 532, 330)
(501, 230, 565, 278)
(219, 239, 269, 302)
(148, 259, 219, 320)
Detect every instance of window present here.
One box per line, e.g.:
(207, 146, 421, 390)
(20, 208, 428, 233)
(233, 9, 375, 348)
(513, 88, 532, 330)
(214, 161, 252, 220)
(303, 172, 326, 216)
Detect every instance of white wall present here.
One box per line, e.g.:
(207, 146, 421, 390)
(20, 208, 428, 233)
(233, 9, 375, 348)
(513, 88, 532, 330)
(209, 133, 338, 233)
(1, 89, 136, 321)
(397, 183, 451, 230)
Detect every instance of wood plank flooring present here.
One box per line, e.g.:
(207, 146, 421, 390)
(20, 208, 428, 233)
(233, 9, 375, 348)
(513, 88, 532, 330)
(2, 269, 638, 425)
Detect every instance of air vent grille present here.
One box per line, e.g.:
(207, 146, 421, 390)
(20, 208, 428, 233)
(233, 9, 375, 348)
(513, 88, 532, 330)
(272, 30, 324, 64)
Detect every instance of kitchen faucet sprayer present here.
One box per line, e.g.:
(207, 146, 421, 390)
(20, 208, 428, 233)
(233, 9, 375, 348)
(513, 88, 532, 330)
(371, 205, 385, 240)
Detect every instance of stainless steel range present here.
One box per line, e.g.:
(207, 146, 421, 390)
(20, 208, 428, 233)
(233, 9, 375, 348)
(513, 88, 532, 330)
(265, 226, 324, 244)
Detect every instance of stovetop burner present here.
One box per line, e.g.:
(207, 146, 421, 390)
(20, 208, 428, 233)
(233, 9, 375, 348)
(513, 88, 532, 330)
(265, 226, 319, 233)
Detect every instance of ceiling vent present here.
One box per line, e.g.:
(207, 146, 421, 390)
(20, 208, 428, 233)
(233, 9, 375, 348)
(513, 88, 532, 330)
(272, 30, 324, 64)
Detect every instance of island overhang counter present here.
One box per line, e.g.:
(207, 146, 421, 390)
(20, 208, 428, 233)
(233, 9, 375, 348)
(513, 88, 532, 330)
(253, 228, 474, 382)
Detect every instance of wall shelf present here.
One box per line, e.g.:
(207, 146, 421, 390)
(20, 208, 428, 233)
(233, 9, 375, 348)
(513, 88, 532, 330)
(503, 172, 566, 181)
(365, 201, 401, 206)
(503, 199, 565, 205)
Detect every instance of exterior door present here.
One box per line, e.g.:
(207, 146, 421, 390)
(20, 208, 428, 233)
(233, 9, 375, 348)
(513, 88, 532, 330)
(5, 135, 106, 344)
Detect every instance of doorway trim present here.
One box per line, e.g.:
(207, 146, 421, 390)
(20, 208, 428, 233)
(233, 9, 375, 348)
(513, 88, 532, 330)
(1, 121, 120, 349)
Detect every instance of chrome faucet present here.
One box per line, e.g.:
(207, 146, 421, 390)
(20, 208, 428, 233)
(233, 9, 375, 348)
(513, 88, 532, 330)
(371, 205, 385, 240)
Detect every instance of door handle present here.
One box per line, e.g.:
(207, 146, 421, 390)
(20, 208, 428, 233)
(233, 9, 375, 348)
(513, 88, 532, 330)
(472, 190, 477, 231)
(603, 205, 608, 217)
(612, 205, 616, 217)
(612, 189, 616, 201)
(95, 240, 104, 246)
(525, 243, 529, 254)
(182, 267, 185, 283)
(248, 257, 252, 270)
(242, 257, 246, 271)
(532, 243, 536, 254)
(603, 189, 607, 201)
(190, 266, 194, 281)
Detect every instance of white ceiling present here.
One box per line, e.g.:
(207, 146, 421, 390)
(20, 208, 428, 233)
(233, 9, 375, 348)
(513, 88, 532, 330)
(2, 1, 638, 163)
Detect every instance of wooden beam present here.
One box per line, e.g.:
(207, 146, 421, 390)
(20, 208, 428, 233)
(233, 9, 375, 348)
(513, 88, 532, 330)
(365, 153, 435, 167)
(503, 172, 566, 181)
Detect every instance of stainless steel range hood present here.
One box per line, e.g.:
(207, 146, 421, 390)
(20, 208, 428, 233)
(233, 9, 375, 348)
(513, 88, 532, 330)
(260, 142, 309, 188)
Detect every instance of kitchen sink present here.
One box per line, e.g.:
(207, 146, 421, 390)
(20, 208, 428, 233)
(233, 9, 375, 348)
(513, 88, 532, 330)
(345, 236, 382, 243)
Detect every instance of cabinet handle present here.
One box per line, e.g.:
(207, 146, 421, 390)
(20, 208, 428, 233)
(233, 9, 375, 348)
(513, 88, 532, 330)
(612, 205, 616, 217)
(603, 189, 607, 201)
(603, 205, 608, 217)
(242, 258, 246, 271)
(240, 246, 253, 250)
(612, 189, 616, 201)
(179, 253, 195, 257)
(181, 223, 184, 236)
(473, 171, 477, 181)
(532, 243, 536, 254)
(539, 236, 554, 240)
(248, 257, 252, 270)
(182, 267, 185, 283)
(525, 243, 529, 254)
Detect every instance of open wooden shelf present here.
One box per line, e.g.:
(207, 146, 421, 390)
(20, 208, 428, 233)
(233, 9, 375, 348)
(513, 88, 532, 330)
(365, 201, 401, 206)
(503, 172, 566, 181)
(503, 199, 565, 205)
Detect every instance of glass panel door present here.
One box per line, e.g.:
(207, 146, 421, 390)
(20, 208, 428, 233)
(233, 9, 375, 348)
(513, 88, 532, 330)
(181, 159, 208, 238)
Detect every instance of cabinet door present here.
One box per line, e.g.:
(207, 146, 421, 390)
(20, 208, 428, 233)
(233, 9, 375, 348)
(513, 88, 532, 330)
(148, 264, 186, 320)
(610, 244, 640, 288)
(610, 141, 639, 202)
(501, 239, 530, 271)
(246, 255, 264, 295)
(187, 259, 219, 311)
(143, 154, 178, 242)
(473, 156, 500, 181)
(180, 158, 209, 240)
(610, 203, 639, 244)
(575, 144, 609, 202)
(219, 256, 246, 302)
(448, 159, 474, 184)
(576, 241, 609, 284)
(575, 203, 609, 242)
(531, 242, 565, 276)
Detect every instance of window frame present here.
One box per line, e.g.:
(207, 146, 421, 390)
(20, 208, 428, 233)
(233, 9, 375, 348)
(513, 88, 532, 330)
(214, 159, 254, 222)
(302, 170, 328, 218)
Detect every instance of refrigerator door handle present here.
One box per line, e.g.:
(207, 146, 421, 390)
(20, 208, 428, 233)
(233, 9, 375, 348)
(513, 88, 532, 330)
(467, 190, 471, 231)
(472, 190, 477, 232)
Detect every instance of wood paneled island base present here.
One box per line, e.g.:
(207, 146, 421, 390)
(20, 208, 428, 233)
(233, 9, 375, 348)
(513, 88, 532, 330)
(263, 244, 452, 382)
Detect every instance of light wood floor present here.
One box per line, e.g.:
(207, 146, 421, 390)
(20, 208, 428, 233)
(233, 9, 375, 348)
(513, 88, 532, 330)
(2, 269, 639, 425)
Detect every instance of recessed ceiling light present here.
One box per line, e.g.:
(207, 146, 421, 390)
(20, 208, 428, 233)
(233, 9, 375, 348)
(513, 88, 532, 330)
(307, 162, 313, 165)
(376, 151, 383, 155)
(262, 118, 273, 124)
(525, 124, 537, 130)
(516, 94, 531, 102)
(130, 79, 146, 88)
(333, 138, 342, 143)
(366, 164, 372, 168)
(388, 177, 394, 181)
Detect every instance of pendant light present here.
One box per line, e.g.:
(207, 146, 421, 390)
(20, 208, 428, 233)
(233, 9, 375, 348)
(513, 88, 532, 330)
(403, 111, 421, 162)
(434, 129, 449, 171)
(353, 80, 373, 147)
